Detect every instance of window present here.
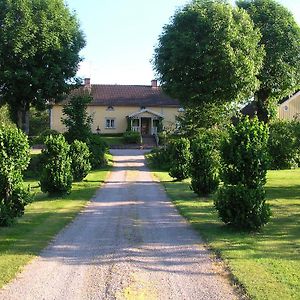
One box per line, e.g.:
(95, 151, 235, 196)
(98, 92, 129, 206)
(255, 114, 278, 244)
(105, 118, 115, 128)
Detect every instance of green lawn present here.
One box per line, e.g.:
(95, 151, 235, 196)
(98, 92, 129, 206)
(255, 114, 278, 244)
(152, 169, 300, 300)
(0, 157, 112, 289)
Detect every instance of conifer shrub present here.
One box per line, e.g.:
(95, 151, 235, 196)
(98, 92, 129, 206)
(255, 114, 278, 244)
(40, 134, 73, 195)
(87, 134, 108, 169)
(0, 126, 31, 226)
(190, 130, 221, 196)
(168, 137, 191, 181)
(215, 117, 271, 230)
(69, 140, 91, 181)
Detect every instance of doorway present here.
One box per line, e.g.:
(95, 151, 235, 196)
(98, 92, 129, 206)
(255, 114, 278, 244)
(141, 117, 151, 135)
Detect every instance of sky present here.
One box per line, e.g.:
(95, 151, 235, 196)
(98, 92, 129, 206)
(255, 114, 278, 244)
(65, 0, 300, 85)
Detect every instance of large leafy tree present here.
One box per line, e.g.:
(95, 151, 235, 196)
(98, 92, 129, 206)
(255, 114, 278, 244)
(237, 0, 300, 122)
(153, 0, 264, 119)
(0, 0, 85, 133)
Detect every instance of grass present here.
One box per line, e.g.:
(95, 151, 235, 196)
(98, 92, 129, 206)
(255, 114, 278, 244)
(0, 154, 112, 289)
(152, 168, 300, 300)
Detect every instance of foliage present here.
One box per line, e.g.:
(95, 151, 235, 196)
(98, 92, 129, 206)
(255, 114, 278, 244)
(0, 105, 14, 127)
(0, 126, 31, 226)
(0, 0, 85, 133)
(24, 153, 42, 178)
(268, 120, 299, 169)
(40, 134, 73, 195)
(30, 129, 59, 146)
(123, 131, 141, 144)
(176, 103, 234, 136)
(153, 0, 263, 110)
(87, 134, 108, 169)
(69, 140, 91, 181)
(215, 117, 271, 230)
(29, 108, 50, 137)
(62, 93, 93, 143)
(237, 0, 300, 122)
(190, 129, 221, 195)
(168, 138, 191, 181)
(145, 147, 172, 171)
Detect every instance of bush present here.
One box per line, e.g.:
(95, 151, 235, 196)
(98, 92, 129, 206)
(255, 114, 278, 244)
(30, 129, 59, 146)
(190, 130, 221, 196)
(123, 131, 141, 144)
(69, 140, 91, 181)
(24, 153, 42, 178)
(40, 134, 73, 195)
(87, 134, 108, 169)
(215, 117, 271, 230)
(0, 126, 31, 226)
(168, 137, 191, 181)
(268, 120, 299, 169)
(146, 147, 172, 170)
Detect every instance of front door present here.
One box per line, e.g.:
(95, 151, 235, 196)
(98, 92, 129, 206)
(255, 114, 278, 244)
(141, 118, 151, 135)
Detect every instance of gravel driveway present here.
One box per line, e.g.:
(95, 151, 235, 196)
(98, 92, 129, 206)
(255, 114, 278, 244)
(0, 149, 238, 300)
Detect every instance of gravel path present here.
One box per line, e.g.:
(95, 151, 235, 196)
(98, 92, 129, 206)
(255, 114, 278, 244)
(0, 149, 238, 300)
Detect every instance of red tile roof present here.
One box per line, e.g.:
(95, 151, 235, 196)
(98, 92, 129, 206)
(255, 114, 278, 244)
(60, 84, 180, 107)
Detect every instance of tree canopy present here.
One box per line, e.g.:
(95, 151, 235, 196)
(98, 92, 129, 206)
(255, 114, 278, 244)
(0, 0, 85, 133)
(153, 0, 264, 112)
(237, 0, 300, 122)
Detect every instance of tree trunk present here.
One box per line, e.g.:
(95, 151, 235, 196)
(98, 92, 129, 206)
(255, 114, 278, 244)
(255, 91, 271, 123)
(17, 104, 30, 135)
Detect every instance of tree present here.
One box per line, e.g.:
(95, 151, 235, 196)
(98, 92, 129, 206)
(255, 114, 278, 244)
(62, 93, 93, 143)
(0, 0, 85, 134)
(237, 0, 300, 122)
(153, 0, 264, 114)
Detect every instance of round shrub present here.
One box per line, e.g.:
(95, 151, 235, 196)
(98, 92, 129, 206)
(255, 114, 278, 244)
(69, 140, 91, 181)
(0, 126, 31, 226)
(40, 134, 73, 195)
(87, 134, 108, 169)
(146, 147, 171, 170)
(215, 117, 271, 230)
(190, 130, 221, 196)
(168, 137, 191, 181)
(268, 120, 299, 169)
(123, 131, 141, 144)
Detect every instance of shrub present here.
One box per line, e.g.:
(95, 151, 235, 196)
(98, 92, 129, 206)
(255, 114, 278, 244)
(30, 129, 59, 146)
(87, 134, 108, 169)
(168, 137, 191, 181)
(24, 153, 42, 178)
(190, 130, 221, 196)
(146, 147, 172, 170)
(40, 134, 73, 195)
(123, 131, 141, 144)
(268, 120, 299, 169)
(215, 117, 271, 230)
(69, 140, 91, 181)
(0, 126, 31, 226)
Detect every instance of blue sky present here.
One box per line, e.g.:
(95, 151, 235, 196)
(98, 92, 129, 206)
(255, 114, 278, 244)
(66, 0, 300, 85)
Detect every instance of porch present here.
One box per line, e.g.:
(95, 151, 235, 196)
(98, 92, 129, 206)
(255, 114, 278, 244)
(128, 109, 163, 136)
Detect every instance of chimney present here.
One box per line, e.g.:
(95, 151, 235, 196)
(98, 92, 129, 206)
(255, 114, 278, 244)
(151, 79, 158, 89)
(84, 78, 91, 89)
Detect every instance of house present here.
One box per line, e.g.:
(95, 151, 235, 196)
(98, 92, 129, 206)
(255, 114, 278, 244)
(240, 90, 300, 121)
(50, 79, 181, 135)
(278, 90, 300, 120)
